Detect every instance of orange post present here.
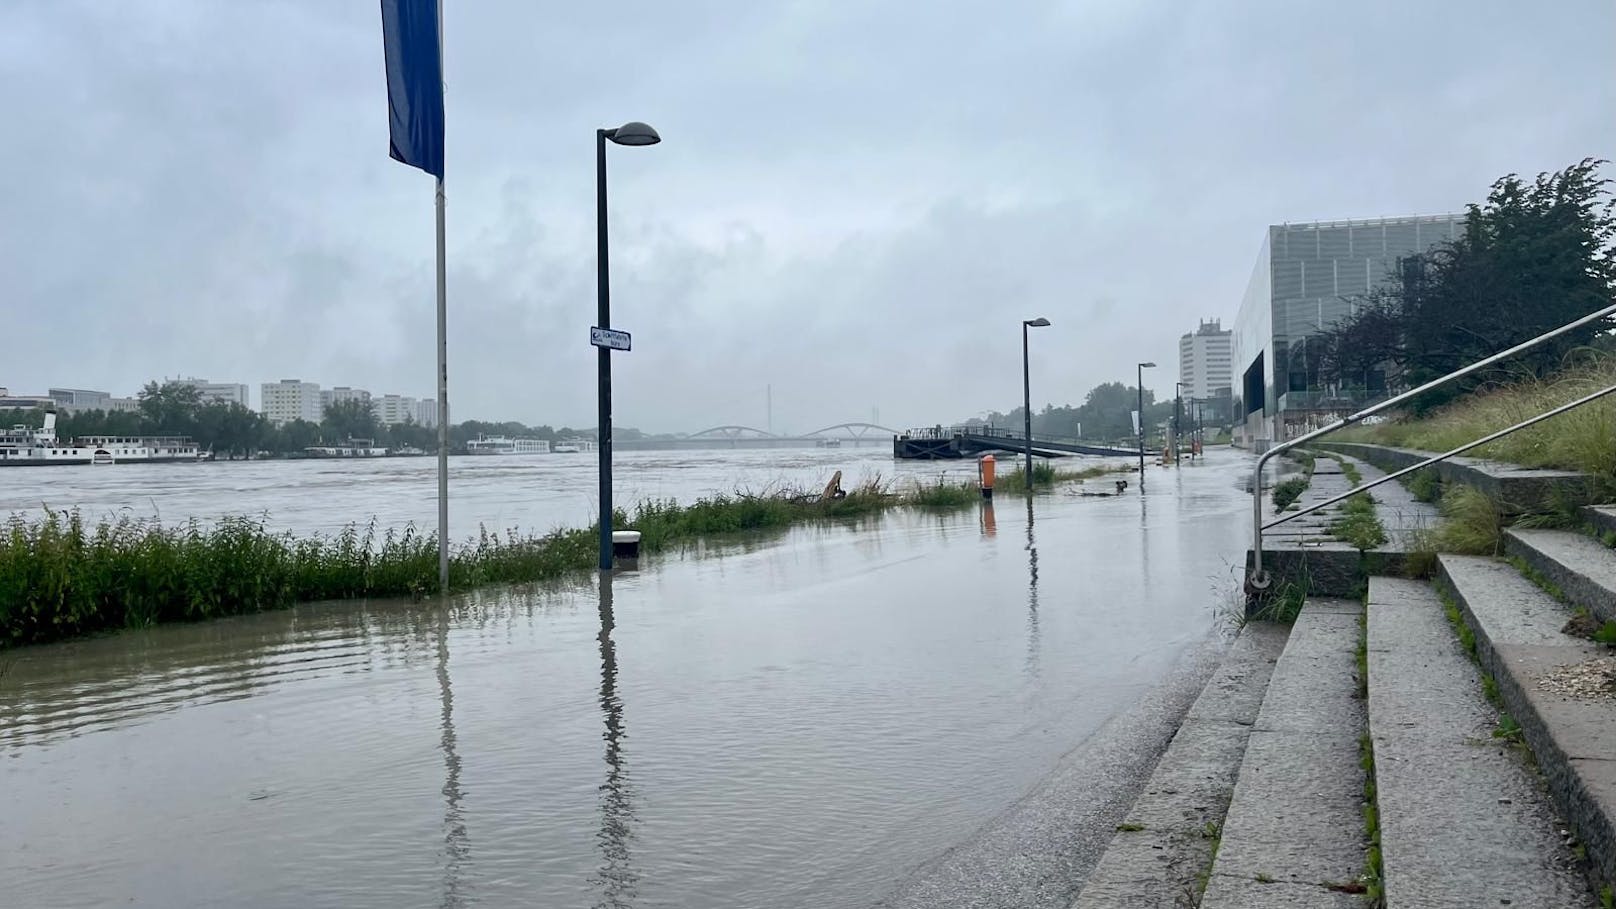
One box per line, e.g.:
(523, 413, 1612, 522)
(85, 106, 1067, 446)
(979, 454, 996, 499)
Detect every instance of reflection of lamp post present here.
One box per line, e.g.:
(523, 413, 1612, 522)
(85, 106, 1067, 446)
(1137, 361, 1156, 486)
(596, 121, 661, 571)
(1021, 317, 1051, 490)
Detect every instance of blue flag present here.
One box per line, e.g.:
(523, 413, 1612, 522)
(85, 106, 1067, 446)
(380, 0, 444, 179)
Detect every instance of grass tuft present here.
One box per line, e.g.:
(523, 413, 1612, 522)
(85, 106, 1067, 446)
(1272, 477, 1309, 510)
(1429, 486, 1505, 555)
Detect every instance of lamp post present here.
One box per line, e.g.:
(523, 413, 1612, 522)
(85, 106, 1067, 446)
(596, 120, 660, 571)
(1137, 361, 1156, 486)
(1022, 318, 1051, 490)
(1174, 381, 1185, 466)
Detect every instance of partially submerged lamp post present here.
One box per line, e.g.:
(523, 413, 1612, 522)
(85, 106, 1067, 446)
(1137, 361, 1156, 486)
(1022, 317, 1051, 490)
(595, 120, 660, 571)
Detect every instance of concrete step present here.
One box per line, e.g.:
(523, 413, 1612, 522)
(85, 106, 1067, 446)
(1437, 553, 1616, 895)
(1366, 576, 1596, 907)
(1505, 526, 1616, 626)
(1319, 441, 1594, 514)
(1583, 505, 1616, 540)
(1200, 599, 1367, 908)
(1071, 623, 1289, 908)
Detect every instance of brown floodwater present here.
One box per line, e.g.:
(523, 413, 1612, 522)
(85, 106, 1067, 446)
(1, 450, 1254, 908)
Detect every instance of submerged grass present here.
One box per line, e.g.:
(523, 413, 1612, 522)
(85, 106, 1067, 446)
(1, 476, 977, 648)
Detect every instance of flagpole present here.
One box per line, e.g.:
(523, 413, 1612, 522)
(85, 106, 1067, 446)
(435, 176, 449, 592)
(433, 0, 449, 594)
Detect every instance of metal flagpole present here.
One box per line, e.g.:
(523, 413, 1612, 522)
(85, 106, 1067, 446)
(434, 0, 449, 593)
(436, 177, 449, 591)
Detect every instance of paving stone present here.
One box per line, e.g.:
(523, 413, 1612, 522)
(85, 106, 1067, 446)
(1201, 872, 1363, 908)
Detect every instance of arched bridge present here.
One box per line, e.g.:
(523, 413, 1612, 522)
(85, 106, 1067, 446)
(614, 422, 903, 451)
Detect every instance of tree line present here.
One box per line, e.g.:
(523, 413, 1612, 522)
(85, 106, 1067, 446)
(1, 381, 609, 458)
(973, 380, 1226, 444)
(1289, 158, 1616, 413)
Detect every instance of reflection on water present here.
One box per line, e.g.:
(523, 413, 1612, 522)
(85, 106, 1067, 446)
(1024, 497, 1040, 679)
(437, 607, 469, 909)
(594, 573, 638, 909)
(0, 453, 1255, 909)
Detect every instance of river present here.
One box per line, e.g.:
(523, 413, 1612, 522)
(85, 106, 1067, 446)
(0, 448, 1255, 908)
(0, 447, 1051, 538)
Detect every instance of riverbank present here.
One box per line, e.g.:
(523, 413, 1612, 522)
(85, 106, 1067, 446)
(0, 450, 1251, 909)
(0, 466, 1138, 648)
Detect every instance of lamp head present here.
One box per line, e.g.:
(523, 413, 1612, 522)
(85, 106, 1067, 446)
(605, 121, 661, 147)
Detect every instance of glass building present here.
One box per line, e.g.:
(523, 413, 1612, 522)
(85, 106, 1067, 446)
(1232, 214, 1463, 447)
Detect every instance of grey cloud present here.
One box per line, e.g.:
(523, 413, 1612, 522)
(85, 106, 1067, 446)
(3, 0, 1613, 432)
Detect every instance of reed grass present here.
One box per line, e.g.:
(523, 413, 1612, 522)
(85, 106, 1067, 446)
(0, 476, 980, 648)
(1341, 355, 1616, 482)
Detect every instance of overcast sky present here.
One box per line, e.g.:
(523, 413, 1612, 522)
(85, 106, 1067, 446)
(3, 0, 1612, 433)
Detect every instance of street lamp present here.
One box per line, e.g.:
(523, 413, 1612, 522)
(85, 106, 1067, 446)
(1022, 318, 1051, 490)
(1137, 361, 1156, 485)
(596, 120, 661, 571)
(1174, 381, 1185, 466)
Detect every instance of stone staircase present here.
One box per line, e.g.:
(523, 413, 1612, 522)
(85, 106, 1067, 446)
(1069, 448, 1615, 907)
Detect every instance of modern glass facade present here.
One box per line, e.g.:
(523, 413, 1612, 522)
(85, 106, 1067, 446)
(1232, 214, 1463, 445)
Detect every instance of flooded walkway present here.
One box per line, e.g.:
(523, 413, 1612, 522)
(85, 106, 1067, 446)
(1, 452, 1253, 908)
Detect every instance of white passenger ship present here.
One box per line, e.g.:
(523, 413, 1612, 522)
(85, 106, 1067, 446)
(465, 435, 550, 455)
(0, 413, 206, 466)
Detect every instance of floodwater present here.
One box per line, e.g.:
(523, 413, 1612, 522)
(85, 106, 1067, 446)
(0, 446, 1055, 539)
(0, 449, 1255, 909)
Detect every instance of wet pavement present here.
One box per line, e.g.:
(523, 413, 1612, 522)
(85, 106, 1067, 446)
(1, 449, 1255, 908)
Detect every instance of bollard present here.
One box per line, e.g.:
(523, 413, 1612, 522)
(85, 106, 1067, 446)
(978, 454, 996, 499)
(611, 530, 642, 568)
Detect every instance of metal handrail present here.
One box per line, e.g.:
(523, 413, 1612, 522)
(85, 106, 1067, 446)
(1264, 381, 1616, 531)
(1248, 300, 1616, 590)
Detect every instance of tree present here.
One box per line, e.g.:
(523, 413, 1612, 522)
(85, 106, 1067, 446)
(136, 380, 204, 434)
(1318, 159, 1616, 412)
(322, 399, 379, 443)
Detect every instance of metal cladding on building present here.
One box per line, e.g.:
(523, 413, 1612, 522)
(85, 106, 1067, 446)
(1232, 213, 1464, 447)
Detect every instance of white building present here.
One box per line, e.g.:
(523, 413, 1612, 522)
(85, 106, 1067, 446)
(261, 379, 323, 426)
(1178, 319, 1234, 401)
(106, 397, 140, 413)
(321, 386, 372, 410)
(173, 377, 251, 409)
(48, 388, 112, 411)
(415, 397, 438, 429)
(372, 394, 418, 426)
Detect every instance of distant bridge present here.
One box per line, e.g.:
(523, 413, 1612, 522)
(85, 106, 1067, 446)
(893, 426, 1143, 460)
(614, 422, 901, 451)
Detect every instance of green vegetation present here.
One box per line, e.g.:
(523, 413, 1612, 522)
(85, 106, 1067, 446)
(1002, 461, 1121, 490)
(1303, 160, 1616, 415)
(1115, 822, 1146, 832)
(1, 478, 978, 649)
(1340, 356, 1616, 483)
(1360, 728, 1386, 908)
(1330, 493, 1388, 551)
(1427, 486, 1504, 555)
(1272, 477, 1309, 510)
(908, 478, 979, 508)
(1493, 713, 1525, 744)
(1406, 468, 1442, 504)
(1595, 622, 1616, 646)
(1440, 592, 1480, 661)
(1251, 576, 1309, 624)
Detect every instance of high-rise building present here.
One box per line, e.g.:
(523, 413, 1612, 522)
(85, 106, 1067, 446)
(415, 397, 438, 429)
(172, 377, 251, 409)
(1178, 319, 1233, 401)
(261, 379, 323, 426)
(320, 386, 372, 410)
(372, 394, 418, 426)
(1232, 213, 1463, 447)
